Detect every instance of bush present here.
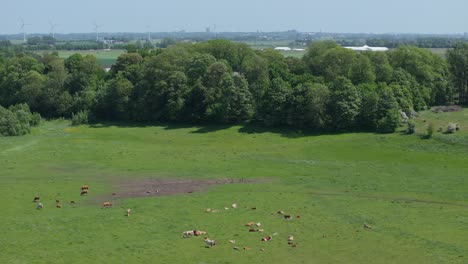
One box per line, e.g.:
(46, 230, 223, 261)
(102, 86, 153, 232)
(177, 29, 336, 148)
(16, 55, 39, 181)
(376, 109, 400, 133)
(30, 113, 42, 127)
(71, 110, 89, 126)
(0, 104, 40, 137)
(406, 120, 416, 134)
(13, 109, 31, 135)
(446, 123, 457, 134)
(426, 122, 434, 138)
(0, 106, 22, 136)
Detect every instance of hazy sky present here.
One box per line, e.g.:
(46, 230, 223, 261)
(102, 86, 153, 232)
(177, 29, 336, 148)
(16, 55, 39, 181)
(2, 0, 467, 34)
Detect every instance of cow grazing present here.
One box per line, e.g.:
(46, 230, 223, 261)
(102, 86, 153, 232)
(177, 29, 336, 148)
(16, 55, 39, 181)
(261, 236, 272, 242)
(102, 202, 112, 208)
(204, 237, 216, 248)
(126, 208, 131, 216)
(80, 190, 88, 196)
(363, 224, 373, 229)
(33, 196, 40, 202)
(56, 202, 62, 208)
(194, 230, 207, 236)
(255, 222, 261, 227)
(36, 203, 44, 209)
(245, 222, 256, 227)
(182, 230, 195, 238)
(81, 185, 89, 191)
(55, 200, 60, 203)
(232, 203, 237, 209)
(284, 215, 292, 220)
(277, 210, 284, 215)
(229, 240, 236, 244)
(249, 228, 257, 232)
(243, 246, 251, 251)
(70, 201, 75, 204)
(287, 235, 294, 244)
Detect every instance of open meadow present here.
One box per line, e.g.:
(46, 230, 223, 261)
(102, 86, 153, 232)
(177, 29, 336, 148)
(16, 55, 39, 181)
(56, 49, 125, 67)
(35, 49, 126, 67)
(1, 109, 468, 263)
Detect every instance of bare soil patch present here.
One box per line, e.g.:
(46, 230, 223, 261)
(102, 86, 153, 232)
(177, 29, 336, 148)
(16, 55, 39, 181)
(102, 177, 260, 200)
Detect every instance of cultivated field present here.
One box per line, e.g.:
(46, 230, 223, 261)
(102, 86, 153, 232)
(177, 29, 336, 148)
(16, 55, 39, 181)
(57, 49, 125, 67)
(1, 110, 468, 263)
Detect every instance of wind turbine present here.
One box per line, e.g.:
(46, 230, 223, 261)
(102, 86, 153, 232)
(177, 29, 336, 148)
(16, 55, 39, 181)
(49, 20, 59, 39)
(212, 24, 217, 38)
(19, 18, 31, 43)
(146, 25, 151, 42)
(93, 22, 103, 42)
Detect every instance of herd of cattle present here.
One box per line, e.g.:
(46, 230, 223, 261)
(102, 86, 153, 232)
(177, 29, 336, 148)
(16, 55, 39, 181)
(33, 185, 130, 213)
(33, 187, 300, 250)
(182, 204, 299, 250)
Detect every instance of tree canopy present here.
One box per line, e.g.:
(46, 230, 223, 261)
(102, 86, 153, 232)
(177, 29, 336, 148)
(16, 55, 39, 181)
(1, 39, 465, 136)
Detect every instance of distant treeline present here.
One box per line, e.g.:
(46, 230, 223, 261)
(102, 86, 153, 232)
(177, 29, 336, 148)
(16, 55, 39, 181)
(1, 40, 467, 135)
(334, 37, 468, 49)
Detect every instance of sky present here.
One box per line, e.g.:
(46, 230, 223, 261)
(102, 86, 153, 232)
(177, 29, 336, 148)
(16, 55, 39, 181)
(1, 0, 467, 35)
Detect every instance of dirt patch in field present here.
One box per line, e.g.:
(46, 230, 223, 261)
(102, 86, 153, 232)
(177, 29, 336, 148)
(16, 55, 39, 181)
(103, 177, 260, 200)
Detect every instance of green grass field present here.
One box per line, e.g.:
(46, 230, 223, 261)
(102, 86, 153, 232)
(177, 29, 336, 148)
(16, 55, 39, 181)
(36, 49, 126, 67)
(1, 110, 468, 263)
(57, 49, 125, 67)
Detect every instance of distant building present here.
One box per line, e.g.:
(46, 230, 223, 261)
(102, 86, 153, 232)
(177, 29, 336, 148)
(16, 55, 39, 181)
(274, 47, 292, 51)
(344, 45, 389, 52)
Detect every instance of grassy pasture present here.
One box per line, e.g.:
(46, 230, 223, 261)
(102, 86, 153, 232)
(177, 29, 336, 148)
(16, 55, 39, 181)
(57, 49, 125, 67)
(36, 49, 126, 67)
(1, 110, 468, 263)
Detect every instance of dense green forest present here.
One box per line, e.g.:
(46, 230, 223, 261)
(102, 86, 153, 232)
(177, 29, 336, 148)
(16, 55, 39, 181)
(1, 40, 467, 136)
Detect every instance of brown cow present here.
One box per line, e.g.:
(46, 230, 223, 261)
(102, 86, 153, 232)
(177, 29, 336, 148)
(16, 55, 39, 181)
(194, 230, 207, 236)
(102, 202, 112, 208)
(80, 190, 88, 196)
(182, 230, 195, 238)
(245, 222, 256, 227)
(33, 196, 40, 202)
(81, 185, 89, 191)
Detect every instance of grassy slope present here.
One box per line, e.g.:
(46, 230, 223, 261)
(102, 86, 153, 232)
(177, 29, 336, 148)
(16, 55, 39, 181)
(0, 111, 468, 263)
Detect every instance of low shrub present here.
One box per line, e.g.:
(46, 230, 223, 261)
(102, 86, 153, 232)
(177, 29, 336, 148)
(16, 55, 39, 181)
(426, 122, 434, 139)
(406, 120, 416, 134)
(0, 104, 41, 137)
(71, 110, 89, 126)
